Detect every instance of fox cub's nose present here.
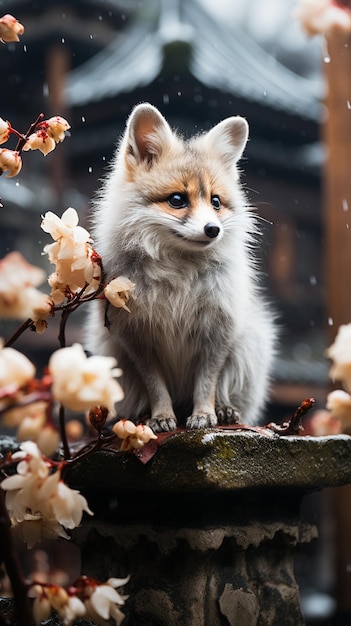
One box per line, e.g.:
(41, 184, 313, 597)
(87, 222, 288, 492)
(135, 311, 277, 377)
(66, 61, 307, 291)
(204, 223, 220, 239)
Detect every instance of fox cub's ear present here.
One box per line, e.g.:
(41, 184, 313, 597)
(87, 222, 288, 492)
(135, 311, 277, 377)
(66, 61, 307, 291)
(204, 116, 249, 165)
(123, 103, 174, 169)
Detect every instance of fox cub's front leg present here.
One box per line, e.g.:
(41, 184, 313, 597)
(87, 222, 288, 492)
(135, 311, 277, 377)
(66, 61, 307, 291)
(186, 316, 232, 429)
(186, 354, 226, 430)
(139, 369, 178, 433)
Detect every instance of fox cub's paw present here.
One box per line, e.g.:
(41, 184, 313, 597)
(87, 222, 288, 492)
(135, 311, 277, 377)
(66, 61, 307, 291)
(186, 412, 217, 429)
(216, 405, 241, 425)
(146, 415, 178, 433)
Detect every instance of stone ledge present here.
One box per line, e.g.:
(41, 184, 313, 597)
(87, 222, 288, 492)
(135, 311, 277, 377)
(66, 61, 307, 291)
(67, 430, 351, 494)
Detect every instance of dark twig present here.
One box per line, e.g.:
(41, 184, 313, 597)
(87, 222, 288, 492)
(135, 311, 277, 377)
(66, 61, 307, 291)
(15, 112, 44, 154)
(58, 308, 71, 349)
(60, 432, 117, 482)
(3, 319, 34, 348)
(58, 404, 71, 461)
(0, 490, 32, 626)
(0, 390, 52, 419)
(266, 398, 316, 436)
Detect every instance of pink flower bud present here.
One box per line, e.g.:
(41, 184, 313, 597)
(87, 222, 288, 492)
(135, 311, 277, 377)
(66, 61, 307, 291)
(0, 118, 10, 145)
(104, 276, 135, 312)
(0, 14, 24, 43)
(292, 0, 351, 37)
(0, 148, 22, 177)
(112, 419, 137, 439)
(45, 116, 71, 143)
(23, 130, 56, 156)
(134, 424, 158, 443)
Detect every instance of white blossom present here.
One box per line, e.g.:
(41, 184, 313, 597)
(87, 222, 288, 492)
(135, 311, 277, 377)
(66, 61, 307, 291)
(0, 148, 22, 177)
(1, 441, 93, 546)
(46, 116, 71, 142)
(37, 469, 93, 529)
(0, 251, 49, 320)
(23, 130, 56, 156)
(23, 117, 70, 155)
(11, 514, 70, 549)
(3, 400, 58, 456)
(32, 584, 86, 626)
(2, 401, 46, 428)
(326, 389, 351, 428)
(112, 419, 157, 450)
(309, 409, 342, 436)
(104, 276, 135, 312)
(0, 14, 24, 43)
(49, 343, 123, 415)
(41, 207, 90, 242)
(292, 0, 351, 37)
(326, 323, 351, 391)
(0, 118, 10, 144)
(41, 208, 101, 303)
(19, 420, 59, 457)
(0, 341, 35, 391)
(84, 577, 130, 626)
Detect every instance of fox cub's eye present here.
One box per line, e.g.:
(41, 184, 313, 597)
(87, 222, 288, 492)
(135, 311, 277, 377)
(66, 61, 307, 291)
(211, 195, 221, 210)
(168, 193, 188, 209)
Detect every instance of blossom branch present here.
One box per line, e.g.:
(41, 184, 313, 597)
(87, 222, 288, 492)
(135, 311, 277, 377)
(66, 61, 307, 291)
(3, 318, 35, 348)
(0, 114, 70, 178)
(58, 403, 70, 461)
(0, 389, 51, 419)
(14, 112, 44, 154)
(0, 489, 33, 626)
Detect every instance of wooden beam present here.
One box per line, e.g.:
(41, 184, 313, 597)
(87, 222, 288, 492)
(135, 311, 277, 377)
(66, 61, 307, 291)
(323, 32, 351, 331)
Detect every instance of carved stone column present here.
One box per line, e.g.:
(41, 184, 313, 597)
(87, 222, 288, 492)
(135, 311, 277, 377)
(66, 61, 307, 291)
(67, 430, 351, 626)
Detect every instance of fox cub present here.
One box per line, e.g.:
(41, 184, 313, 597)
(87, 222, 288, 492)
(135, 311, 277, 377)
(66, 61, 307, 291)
(87, 103, 276, 432)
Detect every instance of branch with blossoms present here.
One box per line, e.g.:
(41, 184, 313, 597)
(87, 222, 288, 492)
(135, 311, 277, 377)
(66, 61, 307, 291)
(0, 206, 156, 625)
(0, 460, 129, 625)
(0, 204, 158, 462)
(0, 348, 155, 626)
(0, 16, 70, 199)
(0, 13, 159, 624)
(1, 207, 135, 342)
(0, 207, 146, 457)
(0, 113, 71, 188)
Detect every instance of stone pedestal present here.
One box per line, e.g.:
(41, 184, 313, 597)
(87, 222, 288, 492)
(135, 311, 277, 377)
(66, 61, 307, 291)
(67, 430, 351, 626)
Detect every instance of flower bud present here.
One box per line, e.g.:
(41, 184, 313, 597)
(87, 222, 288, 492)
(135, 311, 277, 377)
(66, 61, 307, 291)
(104, 276, 135, 312)
(134, 423, 158, 444)
(0, 148, 22, 177)
(112, 419, 137, 439)
(45, 116, 70, 142)
(0, 118, 10, 145)
(23, 130, 56, 156)
(0, 342, 36, 390)
(89, 406, 109, 431)
(0, 14, 24, 43)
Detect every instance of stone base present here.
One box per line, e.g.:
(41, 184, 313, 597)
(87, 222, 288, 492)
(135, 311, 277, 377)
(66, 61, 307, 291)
(74, 514, 315, 626)
(66, 430, 351, 626)
(3, 430, 351, 625)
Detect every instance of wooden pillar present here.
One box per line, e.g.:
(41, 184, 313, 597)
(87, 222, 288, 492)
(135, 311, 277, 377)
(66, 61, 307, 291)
(323, 31, 351, 330)
(323, 28, 351, 614)
(45, 43, 70, 210)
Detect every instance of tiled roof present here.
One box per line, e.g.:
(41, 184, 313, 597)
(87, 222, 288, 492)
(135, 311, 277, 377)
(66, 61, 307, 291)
(66, 22, 163, 106)
(65, 0, 324, 121)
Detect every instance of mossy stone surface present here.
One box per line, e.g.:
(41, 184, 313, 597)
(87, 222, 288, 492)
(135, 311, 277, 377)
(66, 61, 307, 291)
(67, 430, 351, 494)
